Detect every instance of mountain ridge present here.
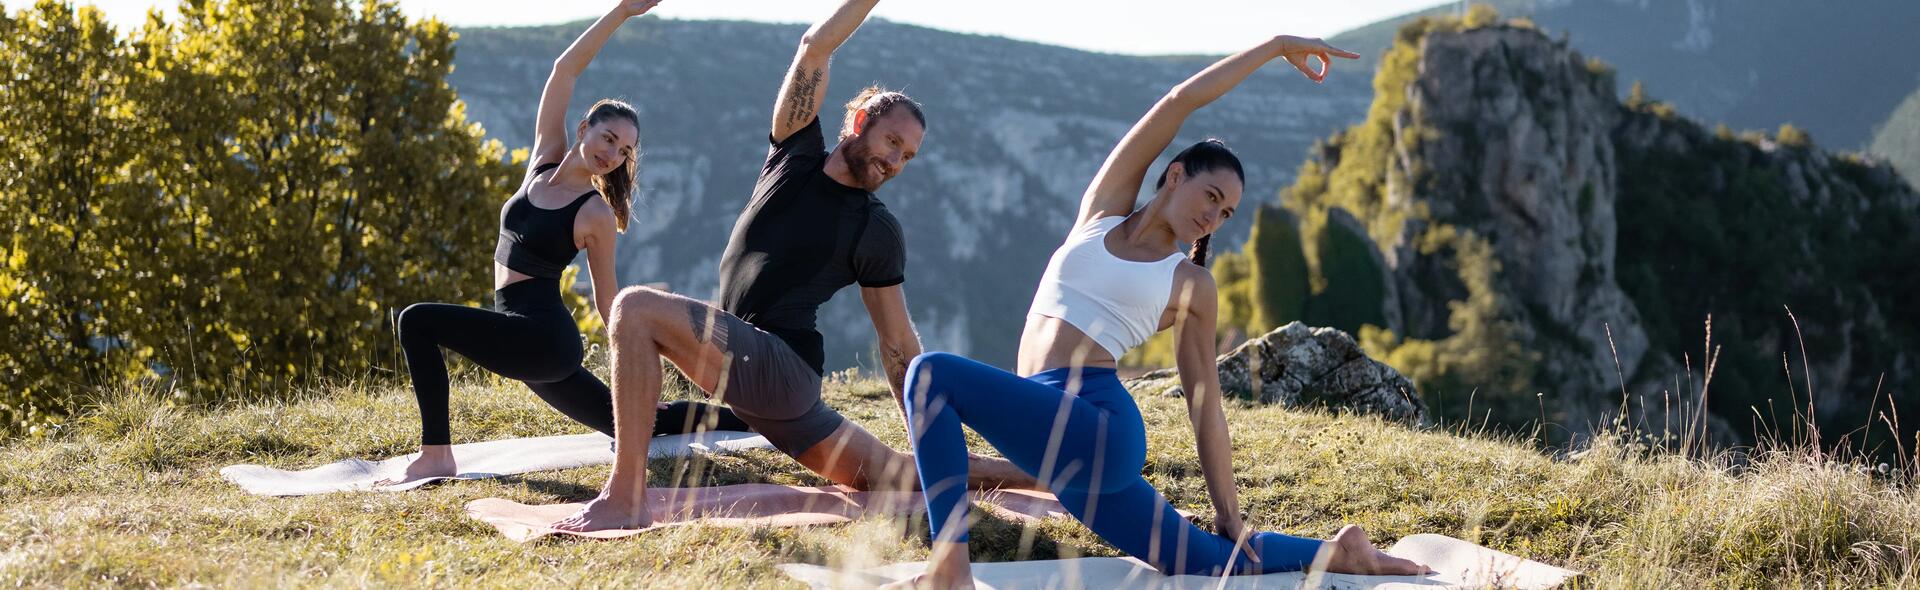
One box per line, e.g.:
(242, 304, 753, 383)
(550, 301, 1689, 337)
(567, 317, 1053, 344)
(446, 17, 1372, 369)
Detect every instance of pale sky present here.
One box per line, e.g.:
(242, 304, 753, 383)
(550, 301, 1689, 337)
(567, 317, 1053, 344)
(20, 0, 1463, 55)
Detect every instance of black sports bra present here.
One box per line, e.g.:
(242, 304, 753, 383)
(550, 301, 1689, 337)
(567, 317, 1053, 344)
(494, 162, 598, 279)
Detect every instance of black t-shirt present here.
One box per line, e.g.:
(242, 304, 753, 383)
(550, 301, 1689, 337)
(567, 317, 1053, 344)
(716, 117, 907, 374)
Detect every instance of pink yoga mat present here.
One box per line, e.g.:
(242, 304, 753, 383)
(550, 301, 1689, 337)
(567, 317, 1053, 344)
(467, 484, 1073, 542)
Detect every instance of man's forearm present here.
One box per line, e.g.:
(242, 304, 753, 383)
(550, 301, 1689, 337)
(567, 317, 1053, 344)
(879, 335, 920, 425)
(799, 0, 881, 58)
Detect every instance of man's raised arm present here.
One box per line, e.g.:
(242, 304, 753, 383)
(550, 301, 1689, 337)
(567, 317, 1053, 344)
(770, 0, 882, 142)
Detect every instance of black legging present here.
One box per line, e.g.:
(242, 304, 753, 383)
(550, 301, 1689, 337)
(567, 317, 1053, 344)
(397, 278, 746, 445)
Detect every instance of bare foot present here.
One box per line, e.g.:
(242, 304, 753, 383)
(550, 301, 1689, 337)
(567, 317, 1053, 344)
(1323, 525, 1432, 576)
(549, 494, 652, 532)
(373, 445, 456, 488)
(879, 542, 974, 590)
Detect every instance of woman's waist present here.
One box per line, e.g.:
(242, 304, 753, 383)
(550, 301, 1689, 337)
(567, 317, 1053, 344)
(492, 276, 573, 315)
(1018, 322, 1127, 389)
(1017, 313, 1124, 371)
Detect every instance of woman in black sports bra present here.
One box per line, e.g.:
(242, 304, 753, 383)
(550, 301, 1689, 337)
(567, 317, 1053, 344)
(378, 0, 742, 487)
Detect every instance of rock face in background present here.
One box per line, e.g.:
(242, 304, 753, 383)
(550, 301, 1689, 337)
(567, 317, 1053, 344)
(437, 11, 1920, 449)
(448, 6, 1920, 375)
(445, 19, 1370, 371)
(1130, 323, 1427, 425)
(1276, 20, 1920, 448)
(1393, 25, 1649, 426)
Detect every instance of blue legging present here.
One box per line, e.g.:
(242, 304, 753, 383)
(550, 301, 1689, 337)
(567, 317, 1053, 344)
(903, 352, 1324, 576)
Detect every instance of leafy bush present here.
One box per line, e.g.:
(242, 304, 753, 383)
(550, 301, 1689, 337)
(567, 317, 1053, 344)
(0, 0, 521, 433)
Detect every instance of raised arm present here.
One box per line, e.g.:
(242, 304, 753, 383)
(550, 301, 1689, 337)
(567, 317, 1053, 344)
(530, 1, 662, 175)
(1167, 264, 1262, 559)
(859, 285, 922, 429)
(770, 0, 882, 142)
(1077, 35, 1358, 225)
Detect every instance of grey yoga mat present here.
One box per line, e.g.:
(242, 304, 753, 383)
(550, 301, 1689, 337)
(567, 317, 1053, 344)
(219, 431, 772, 496)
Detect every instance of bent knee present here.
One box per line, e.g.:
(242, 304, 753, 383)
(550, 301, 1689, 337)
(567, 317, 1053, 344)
(612, 286, 668, 318)
(396, 303, 438, 341)
(610, 287, 677, 333)
(906, 351, 965, 381)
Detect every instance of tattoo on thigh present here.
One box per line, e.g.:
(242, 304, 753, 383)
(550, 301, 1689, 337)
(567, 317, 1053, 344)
(686, 300, 730, 350)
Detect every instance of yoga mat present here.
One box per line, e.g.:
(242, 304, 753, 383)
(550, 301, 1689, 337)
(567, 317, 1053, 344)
(777, 534, 1580, 589)
(219, 431, 773, 496)
(467, 485, 1074, 542)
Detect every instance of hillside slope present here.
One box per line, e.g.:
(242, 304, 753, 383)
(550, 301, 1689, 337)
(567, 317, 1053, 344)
(1, 375, 1914, 587)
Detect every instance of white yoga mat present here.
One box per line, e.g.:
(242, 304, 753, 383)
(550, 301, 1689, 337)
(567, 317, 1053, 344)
(219, 431, 773, 496)
(778, 534, 1579, 590)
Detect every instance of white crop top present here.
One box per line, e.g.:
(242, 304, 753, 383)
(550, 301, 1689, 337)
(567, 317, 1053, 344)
(1027, 215, 1187, 360)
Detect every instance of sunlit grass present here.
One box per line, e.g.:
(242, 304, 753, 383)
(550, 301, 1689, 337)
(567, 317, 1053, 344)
(2, 370, 1917, 588)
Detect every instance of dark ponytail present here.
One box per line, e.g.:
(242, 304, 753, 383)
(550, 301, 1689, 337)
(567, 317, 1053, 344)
(1190, 233, 1212, 267)
(1156, 138, 1241, 268)
(582, 99, 640, 233)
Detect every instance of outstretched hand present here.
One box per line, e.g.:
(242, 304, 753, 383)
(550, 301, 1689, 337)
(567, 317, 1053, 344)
(1215, 512, 1265, 565)
(617, 0, 665, 18)
(1275, 35, 1361, 83)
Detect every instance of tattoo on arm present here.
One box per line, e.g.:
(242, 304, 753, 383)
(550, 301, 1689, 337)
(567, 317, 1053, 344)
(881, 344, 910, 392)
(785, 67, 824, 128)
(880, 340, 913, 422)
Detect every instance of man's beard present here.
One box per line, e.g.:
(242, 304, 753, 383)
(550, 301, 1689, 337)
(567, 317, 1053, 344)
(842, 137, 889, 191)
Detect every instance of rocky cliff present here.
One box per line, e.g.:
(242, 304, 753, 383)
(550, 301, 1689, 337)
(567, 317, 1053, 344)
(1262, 17, 1920, 448)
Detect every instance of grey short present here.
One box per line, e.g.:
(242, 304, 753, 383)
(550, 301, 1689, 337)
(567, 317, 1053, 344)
(693, 306, 846, 457)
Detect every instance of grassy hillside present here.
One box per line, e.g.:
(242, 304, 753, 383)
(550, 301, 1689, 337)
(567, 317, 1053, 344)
(2, 368, 1916, 587)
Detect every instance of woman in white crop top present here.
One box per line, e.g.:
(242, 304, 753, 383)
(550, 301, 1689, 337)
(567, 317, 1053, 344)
(888, 34, 1429, 589)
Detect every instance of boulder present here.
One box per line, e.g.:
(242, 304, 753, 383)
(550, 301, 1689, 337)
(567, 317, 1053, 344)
(1128, 322, 1426, 424)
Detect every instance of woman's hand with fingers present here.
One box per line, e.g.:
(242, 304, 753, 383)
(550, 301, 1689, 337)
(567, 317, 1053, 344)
(617, 0, 664, 18)
(1215, 511, 1264, 565)
(1273, 35, 1361, 83)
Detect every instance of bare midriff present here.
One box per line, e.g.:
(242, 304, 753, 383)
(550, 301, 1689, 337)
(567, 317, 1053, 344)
(1016, 314, 1118, 377)
(495, 263, 538, 291)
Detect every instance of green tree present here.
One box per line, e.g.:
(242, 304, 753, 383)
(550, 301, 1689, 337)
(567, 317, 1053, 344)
(1304, 207, 1389, 333)
(0, 0, 520, 432)
(1246, 204, 1309, 332)
(0, 2, 144, 432)
(1463, 3, 1502, 29)
(1777, 123, 1812, 149)
(1626, 81, 1648, 110)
